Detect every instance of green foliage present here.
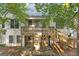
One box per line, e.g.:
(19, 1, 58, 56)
(0, 4, 8, 24)
(0, 3, 28, 24)
(6, 3, 28, 23)
(0, 29, 6, 34)
(0, 44, 6, 47)
(0, 17, 7, 24)
(35, 3, 78, 29)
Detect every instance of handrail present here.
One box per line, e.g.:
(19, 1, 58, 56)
(54, 42, 64, 55)
(53, 44, 61, 55)
(50, 28, 74, 55)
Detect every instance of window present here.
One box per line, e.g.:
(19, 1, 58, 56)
(10, 19, 19, 28)
(15, 20, 19, 28)
(17, 35, 21, 43)
(2, 23, 5, 28)
(28, 20, 32, 25)
(9, 35, 14, 43)
(10, 19, 14, 28)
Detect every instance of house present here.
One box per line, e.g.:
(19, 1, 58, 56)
(0, 4, 77, 47)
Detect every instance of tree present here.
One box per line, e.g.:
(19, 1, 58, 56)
(6, 3, 28, 23)
(35, 3, 76, 29)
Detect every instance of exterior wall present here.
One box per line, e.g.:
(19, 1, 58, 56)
(0, 18, 23, 46)
(0, 12, 25, 46)
(5, 20, 22, 46)
(5, 29, 21, 46)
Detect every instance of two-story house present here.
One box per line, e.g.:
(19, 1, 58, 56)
(0, 4, 77, 47)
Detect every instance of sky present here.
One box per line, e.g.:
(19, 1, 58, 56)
(27, 3, 42, 16)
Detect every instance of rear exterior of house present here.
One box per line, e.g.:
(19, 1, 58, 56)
(0, 4, 77, 47)
(0, 15, 76, 47)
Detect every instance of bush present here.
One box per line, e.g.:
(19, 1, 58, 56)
(0, 44, 6, 47)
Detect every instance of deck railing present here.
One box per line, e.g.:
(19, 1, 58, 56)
(21, 26, 75, 55)
(21, 27, 53, 35)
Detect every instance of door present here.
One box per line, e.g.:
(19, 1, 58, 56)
(24, 35, 33, 47)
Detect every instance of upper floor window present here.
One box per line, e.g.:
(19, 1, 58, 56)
(28, 20, 32, 25)
(10, 19, 19, 28)
(2, 23, 5, 28)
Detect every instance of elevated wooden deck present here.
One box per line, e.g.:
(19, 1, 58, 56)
(21, 26, 76, 55)
(21, 27, 53, 35)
